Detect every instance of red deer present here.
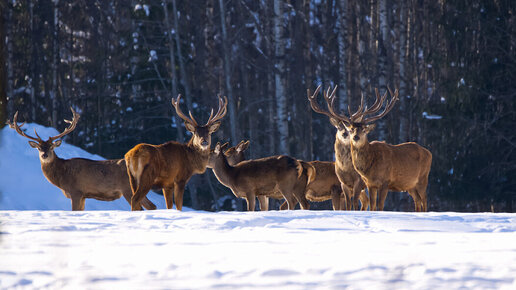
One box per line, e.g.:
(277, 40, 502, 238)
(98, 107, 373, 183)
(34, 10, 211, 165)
(7, 109, 156, 211)
(279, 161, 370, 211)
(125, 95, 227, 211)
(222, 140, 269, 210)
(208, 142, 312, 211)
(307, 85, 368, 210)
(322, 87, 432, 211)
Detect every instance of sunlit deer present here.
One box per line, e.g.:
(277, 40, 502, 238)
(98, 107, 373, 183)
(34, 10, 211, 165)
(279, 161, 370, 211)
(221, 140, 270, 210)
(307, 85, 368, 210)
(209, 142, 312, 211)
(322, 87, 432, 211)
(125, 95, 227, 211)
(7, 108, 156, 211)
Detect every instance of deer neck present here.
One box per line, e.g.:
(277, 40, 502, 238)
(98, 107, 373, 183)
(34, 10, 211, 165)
(350, 138, 374, 176)
(211, 155, 235, 188)
(40, 155, 65, 187)
(185, 138, 210, 174)
(334, 137, 354, 171)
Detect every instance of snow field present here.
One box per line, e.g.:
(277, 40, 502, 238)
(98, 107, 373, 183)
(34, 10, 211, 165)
(1, 210, 516, 289)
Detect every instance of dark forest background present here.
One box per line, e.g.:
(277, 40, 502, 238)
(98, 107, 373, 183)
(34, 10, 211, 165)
(0, 0, 514, 212)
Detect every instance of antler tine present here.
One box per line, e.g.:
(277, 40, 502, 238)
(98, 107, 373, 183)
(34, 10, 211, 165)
(9, 111, 42, 142)
(172, 94, 198, 126)
(205, 95, 228, 126)
(350, 92, 367, 122)
(362, 87, 399, 124)
(307, 85, 336, 120)
(324, 85, 353, 124)
(48, 107, 81, 141)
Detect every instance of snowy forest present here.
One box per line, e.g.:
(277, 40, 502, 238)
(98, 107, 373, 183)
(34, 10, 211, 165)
(0, 0, 514, 212)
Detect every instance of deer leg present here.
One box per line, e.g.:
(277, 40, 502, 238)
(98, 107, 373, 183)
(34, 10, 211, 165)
(408, 189, 422, 212)
(162, 187, 174, 210)
(71, 195, 85, 211)
(282, 193, 298, 210)
(294, 193, 310, 210)
(246, 193, 256, 211)
(352, 181, 363, 210)
(416, 183, 428, 212)
(359, 190, 370, 211)
(378, 185, 389, 211)
(330, 186, 341, 210)
(141, 197, 157, 210)
(130, 165, 153, 211)
(173, 181, 186, 211)
(279, 200, 289, 210)
(369, 187, 378, 211)
(257, 195, 269, 211)
(340, 184, 350, 210)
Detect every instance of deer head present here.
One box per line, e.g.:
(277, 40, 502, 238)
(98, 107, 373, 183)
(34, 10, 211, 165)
(307, 85, 351, 145)
(308, 84, 398, 147)
(7, 108, 80, 163)
(172, 95, 227, 151)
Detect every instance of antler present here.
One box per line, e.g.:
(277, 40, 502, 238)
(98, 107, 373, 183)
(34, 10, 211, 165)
(359, 87, 399, 124)
(172, 94, 198, 127)
(307, 84, 352, 124)
(48, 107, 81, 141)
(7, 112, 43, 142)
(205, 95, 228, 126)
(172, 95, 227, 127)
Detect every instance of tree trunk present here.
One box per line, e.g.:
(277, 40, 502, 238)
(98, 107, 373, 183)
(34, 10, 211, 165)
(162, 0, 184, 142)
(171, 0, 192, 111)
(337, 0, 348, 111)
(0, 0, 7, 127)
(6, 1, 14, 119)
(398, 1, 409, 142)
(273, 0, 288, 155)
(218, 0, 238, 145)
(51, 0, 59, 127)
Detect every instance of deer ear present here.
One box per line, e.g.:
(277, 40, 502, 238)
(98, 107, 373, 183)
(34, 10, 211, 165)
(28, 141, 39, 148)
(214, 142, 221, 154)
(208, 122, 221, 134)
(220, 142, 229, 151)
(53, 140, 63, 147)
(364, 124, 376, 133)
(184, 122, 196, 133)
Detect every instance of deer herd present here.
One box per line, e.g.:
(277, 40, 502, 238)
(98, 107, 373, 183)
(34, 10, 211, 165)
(7, 85, 432, 212)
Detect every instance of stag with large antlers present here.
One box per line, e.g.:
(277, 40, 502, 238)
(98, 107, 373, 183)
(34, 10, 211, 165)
(208, 142, 312, 211)
(125, 95, 227, 211)
(316, 86, 432, 211)
(307, 85, 367, 210)
(7, 109, 156, 211)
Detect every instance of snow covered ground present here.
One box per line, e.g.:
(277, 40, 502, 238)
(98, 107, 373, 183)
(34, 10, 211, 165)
(1, 210, 516, 289)
(1, 125, 516, 289)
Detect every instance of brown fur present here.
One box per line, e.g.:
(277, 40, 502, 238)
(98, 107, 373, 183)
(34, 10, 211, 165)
(39, 156, 156, 210)
(348, 127, 432, 211)
(125, 140, 211, 211)
(125, 95, 227, 211)
(209, 143, 310, 211)
(333, 124, 369, 211)
(8, 110, 155, 211)
(279, 161, 369, 211)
